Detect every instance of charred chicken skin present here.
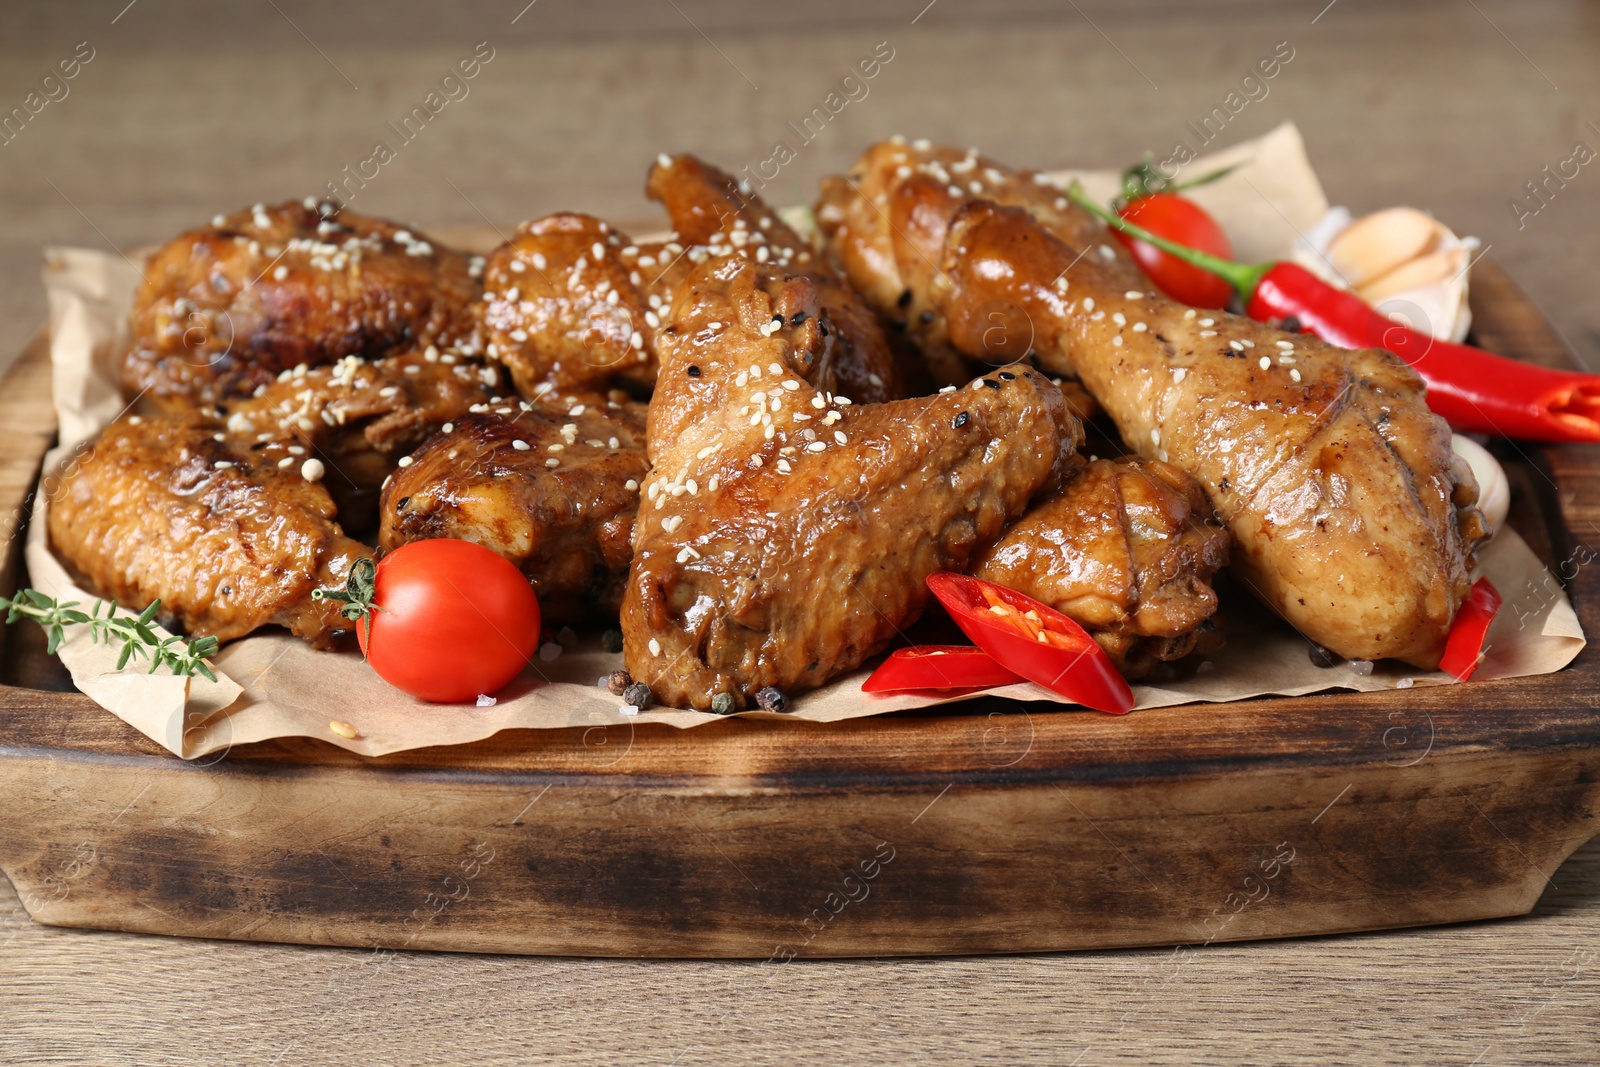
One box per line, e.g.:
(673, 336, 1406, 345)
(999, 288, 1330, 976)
(379, 398, 648, 624)
(821, 140, 1485, 667)
(973, 456, 1230, 679)
(48, 413, 368, 646)
(124, 201, 483, 412)
(483, 155, 902, 405)
(622, 254, 1074, 711)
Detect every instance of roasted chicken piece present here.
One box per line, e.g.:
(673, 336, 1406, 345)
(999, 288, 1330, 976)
(47, 413, 368, 646)
(816, 138, 1142, 387)
(622, 254, 1074, 711)
(379, 398, 647, 624)
(222, 349, 501, 533)
(973, 456, 1230, 678)
(124, 201, 483, 412)
(483, 155, 902, 405)
(843, 158, 1486, 666)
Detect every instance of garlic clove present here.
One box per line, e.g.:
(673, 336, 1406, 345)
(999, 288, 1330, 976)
(1356, 245, 1466, 306)
(1291, 205, 1478, 343)
(1327, 207, 1440, 289)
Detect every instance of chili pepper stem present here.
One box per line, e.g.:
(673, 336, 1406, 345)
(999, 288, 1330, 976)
(1119, 155, 1241, 204)
(1066, 182, 1270, 299)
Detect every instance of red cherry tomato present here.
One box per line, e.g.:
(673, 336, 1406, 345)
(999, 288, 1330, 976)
(1438, 578, 1502, 681)
(354, 539, 540, 703)
(925, 572, 1134, 714)
(863, 645, 1023, 696)
(1115, 193, 1235, 309)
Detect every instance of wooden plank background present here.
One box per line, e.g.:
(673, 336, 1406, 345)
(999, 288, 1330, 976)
(2, 0, 1599, 1062)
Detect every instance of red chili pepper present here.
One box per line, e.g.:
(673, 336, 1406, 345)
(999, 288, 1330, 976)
(1067, 184, 1600, 443)
(862, 645, 1023, 696)
(1438, 578, 1503, 681)
(925, 572, 1135, 714)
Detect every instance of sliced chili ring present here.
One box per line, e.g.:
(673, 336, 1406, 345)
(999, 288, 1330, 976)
(1438, 578, 1503, 681)
(863, 645, 1024, 695)
(925, 572, 1135, 715)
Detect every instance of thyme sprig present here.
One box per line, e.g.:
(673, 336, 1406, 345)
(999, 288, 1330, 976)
(310, 557, 384, 646)
(0, 590, 219, 681)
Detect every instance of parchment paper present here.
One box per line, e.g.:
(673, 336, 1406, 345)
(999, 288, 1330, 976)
(28, 123, 1586, 758)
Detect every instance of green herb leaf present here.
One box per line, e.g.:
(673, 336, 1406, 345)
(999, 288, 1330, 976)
(0, 588, 218, 679)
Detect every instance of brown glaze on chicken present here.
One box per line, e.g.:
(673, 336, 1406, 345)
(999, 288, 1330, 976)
(816, 138, 1142, 386)
(379, 399, 647, 624)
(222, 349, 501, 533)
(973, 456, 1230, 678)
(931, 199, 1486, 668)
(622, 254, 1074, 711)
(48, 414, 368, 646)
(481, 214, 681, 399)
(484, 155, 903, 405)
(124, 202, 484, 413)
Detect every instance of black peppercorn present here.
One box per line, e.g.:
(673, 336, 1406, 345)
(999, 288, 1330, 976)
(754, 687, 789, 713)
(621, 682, 654, 710)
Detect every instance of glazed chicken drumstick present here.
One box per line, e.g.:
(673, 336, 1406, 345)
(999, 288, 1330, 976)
(820, 141, 1487, 668)
(623, 254, 1074, 711)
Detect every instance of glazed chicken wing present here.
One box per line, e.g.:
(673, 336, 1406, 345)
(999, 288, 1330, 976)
(622, 254, 1074, 711)
(482, 214, 679, 399)
(972, 456, 1229, 678)
(48, 414, 368, 646)
(645, 154, 903, 404)
(222, 348, 501, 533)
(379, 398, 648, 624)
(124, 201, 483, 412)
(920, 196, 1486, 667)
(483, 155, 902, 405)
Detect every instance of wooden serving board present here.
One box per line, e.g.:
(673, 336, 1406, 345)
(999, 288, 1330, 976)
(0, 261, 1597, 959)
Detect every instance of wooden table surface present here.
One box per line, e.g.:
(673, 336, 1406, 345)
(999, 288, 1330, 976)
(3, 1, 1599, 1062)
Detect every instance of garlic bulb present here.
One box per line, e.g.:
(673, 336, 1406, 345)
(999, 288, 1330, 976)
(1293, 207, 1478, 343)
(1452, 435, 1510, 536)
